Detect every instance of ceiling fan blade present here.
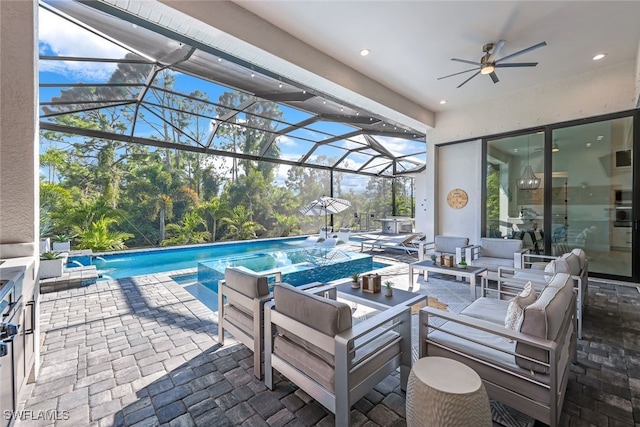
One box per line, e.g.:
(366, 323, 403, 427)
(457, 71, 481, 88)
(487, 39, 505, 62)
(451, 58, 481, 66)
(437, 67, 480, 80)
(495, 41, 547, 63)
(490, 72, 499, 84)
(495, 62, 538, 68)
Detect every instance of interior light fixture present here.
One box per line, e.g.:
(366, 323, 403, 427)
(592, 53, 606, 61)
(517, 135, 541, 190)
(586, 142, 592, 147)
(439, 100, 447, 105)
(250, 71, 255, 77)
(552, 142, 560, 152)
(360, 48, 371, 56)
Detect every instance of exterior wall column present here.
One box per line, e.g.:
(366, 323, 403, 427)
(0, 0, 39, 255)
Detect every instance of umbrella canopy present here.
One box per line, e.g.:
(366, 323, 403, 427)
(299, 196, 351, 231)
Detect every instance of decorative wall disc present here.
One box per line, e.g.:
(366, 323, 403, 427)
(447, 188, 468, 209)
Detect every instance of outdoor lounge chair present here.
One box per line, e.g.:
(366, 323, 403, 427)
(218, 267, 325, 378)
(264, 282, 411, 426)
(336, 227, 350, 244)
(319, 225, 333, 240)
(218, 266, 280, 378)
(360, 233, 423, 255)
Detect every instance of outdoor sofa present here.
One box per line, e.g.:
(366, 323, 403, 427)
(494, 248, 588, 338)
(464, 237, 528, 278)
(419, 272, 577, 427)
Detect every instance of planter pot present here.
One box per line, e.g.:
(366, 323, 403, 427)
(385, 288, 393, 297)
(457, 264, 467, 269)
(39, 238, 51, 254)
(52, 241, 71, 252)
(351, 281, 360, 289)
(39, 258, 64, 279)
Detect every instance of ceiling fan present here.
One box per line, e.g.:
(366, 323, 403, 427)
(438, 40, 547, 88)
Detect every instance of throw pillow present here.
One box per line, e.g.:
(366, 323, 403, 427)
(544, 258, 570, 281)
(504, 282, 536, 331)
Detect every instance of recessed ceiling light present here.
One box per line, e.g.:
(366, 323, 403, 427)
(592, 53, 606, 61)
(250, 72, 255, 77)
(513, 148, 518, 153)
(586, 142, 592, 147)
(597, 135, 604, 140)
(360, 49, 371, 57)
(439, 100, 447, 105)
(217, 58, 222, 62)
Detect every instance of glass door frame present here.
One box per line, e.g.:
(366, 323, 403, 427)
(482, 108, 639, 282)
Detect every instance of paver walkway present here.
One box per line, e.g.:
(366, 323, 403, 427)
(14, 258, 640, 427)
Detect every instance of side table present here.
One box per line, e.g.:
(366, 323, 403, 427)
(406, 356, 492, 427)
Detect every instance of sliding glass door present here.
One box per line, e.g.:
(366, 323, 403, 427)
(485, 132, 544, 253)
(551, 116, 634, 278)
(484, 112, 637, 281)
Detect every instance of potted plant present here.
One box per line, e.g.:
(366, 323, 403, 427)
(430, 253, 437, 264)
(351, 273, 360, 289)
(51, 234, 72, 252)
(39, 251, 65, 279)
(384, 280, 393, 297)
(457, 260, 468, 269)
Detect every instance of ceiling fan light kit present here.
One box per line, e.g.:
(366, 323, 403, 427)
(438, 40, 547, 87)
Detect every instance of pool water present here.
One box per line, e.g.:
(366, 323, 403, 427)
(172, 261, 390, 313)
(69, 237, 306, 280)
(68, 237, 389, 313)
(198, 246, 373, 290)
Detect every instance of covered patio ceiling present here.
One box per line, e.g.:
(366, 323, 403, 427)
(39, 0, 426, 178)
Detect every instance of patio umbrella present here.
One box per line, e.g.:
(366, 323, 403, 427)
(299, 196, 351, 232)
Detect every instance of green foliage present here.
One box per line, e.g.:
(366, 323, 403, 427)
(385, 280, 393, 289)
(75, 216, 134, 251)
(221, 205, 260, 240)
(40, 251, 63, 260)
(351, 273, 360, 283)
(161, 212, 210, 246)
(39, 56, 414, 253)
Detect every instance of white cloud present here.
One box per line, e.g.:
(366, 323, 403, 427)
(275, 135, 297, 147)
(39, 8, 129, 81)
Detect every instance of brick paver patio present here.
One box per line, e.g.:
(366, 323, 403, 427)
(14, 254, 640, 426)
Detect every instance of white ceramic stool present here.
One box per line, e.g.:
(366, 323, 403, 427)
(406, 356, 492, 427)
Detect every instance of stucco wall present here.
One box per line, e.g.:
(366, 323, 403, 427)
(0, 0, 38, 254)
(436, 141, 483, 244)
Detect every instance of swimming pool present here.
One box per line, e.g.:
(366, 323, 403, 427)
(69, 237, 306, 279)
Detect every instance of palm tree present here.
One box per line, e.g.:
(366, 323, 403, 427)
(74, 216, 134, 251)
(198, 197, 228, 242)
(221, 205, 260, 240)
(161, 212, 210, 246)
(273, 213, 301, 237)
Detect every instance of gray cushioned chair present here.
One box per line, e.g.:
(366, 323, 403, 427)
(265, 283, 411, 426)
(424, 235, 470, 264)
(217, 266, 282, 378)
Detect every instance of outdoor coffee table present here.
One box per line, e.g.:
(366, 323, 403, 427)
(334, 281, 427, 311)
(408, 260, 487, 300)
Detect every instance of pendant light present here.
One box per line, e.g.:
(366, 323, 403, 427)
(517, 135, 541, 190)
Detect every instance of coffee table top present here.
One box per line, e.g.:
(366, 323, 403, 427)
(410, 260, 486, 275)
(335, 281, 427, 311)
